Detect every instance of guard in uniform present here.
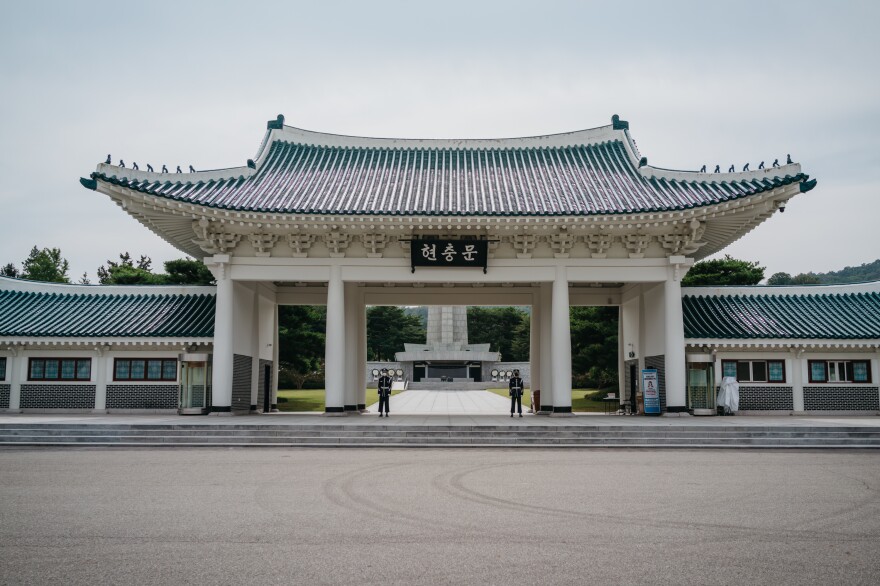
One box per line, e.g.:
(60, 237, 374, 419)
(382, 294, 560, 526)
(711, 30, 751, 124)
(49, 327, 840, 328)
(509, 369, 524, 418)
(377, 368, 393, 417)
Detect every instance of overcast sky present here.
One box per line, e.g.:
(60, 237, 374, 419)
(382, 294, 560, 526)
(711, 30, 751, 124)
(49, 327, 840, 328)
(1, 0, 877, 282)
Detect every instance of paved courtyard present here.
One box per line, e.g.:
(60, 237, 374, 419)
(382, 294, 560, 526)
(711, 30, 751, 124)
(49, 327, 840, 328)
(0, 448, 878, 585)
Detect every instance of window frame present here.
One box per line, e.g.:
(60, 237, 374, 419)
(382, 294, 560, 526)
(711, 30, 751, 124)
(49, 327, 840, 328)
(113, 358, 178, 382)
(721, 359, 786, 383)
(28, 358, 92, 382)
(808, 359, 872, 384)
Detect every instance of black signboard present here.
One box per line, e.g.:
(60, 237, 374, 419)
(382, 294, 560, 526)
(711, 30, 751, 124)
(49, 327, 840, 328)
(411, 239, 489, 273)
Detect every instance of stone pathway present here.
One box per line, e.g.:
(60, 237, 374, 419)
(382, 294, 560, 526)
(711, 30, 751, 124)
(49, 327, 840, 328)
(366, 390, 514, 414)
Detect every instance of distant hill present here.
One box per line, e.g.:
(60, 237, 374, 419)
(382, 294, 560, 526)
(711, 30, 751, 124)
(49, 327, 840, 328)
(768, 259, 880, 285)
(814, 259, 880, 284)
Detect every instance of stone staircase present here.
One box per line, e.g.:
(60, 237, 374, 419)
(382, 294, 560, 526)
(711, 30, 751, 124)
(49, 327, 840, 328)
(1, 423, 879, 448)
(406, 382, 500, 390)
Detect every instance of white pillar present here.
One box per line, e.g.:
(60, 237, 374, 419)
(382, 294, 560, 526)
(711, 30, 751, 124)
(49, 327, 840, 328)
(617, 307, 625, 400)
(250, 289, 261, 412)
(664, 266, 687, 412)
(8, 353, 22, 412)
(551, 266, 572, 415)
(211, 271, 234, 413)
(791, 350, 805, 412)
(271, 302, 279, 411)
(343, 283, 358, 412)
(357, 292, 367, 411)
(540, 283, 553, 412)
(324, 264, 346, 414)
(530, 287, 541, 405)
(93, 350, 108, 412)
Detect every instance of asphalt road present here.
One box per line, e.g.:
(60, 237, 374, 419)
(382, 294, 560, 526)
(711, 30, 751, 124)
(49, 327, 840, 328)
(1, 448, 878, 585)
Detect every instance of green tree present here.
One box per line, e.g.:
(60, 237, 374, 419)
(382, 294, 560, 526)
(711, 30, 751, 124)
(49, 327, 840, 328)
(791, 272, 822, 285)
(367, 306, 426, 361)
(164, 258, 215, 285)
(98, 254, 216, 285)
(682, 255, 764, 286)
(767, 272, 793, 285)
(467, 306, 529, 361)
(1, 263, 18, 278)
(570, 306, 619, 388)
(278, 305, 326, 389)
(21, 246, 70, 283)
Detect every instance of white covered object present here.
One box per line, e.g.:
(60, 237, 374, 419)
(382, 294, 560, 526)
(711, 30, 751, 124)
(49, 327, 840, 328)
(717, 376, 740, 413)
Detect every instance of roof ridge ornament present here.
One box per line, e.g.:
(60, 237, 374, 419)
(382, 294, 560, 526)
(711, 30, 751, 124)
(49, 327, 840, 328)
(611, 114, 629, 130)
(267, 114, 285, 130)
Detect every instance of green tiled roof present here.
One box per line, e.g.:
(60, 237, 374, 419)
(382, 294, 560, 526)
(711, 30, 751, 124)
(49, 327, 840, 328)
(683, 291, 880, 339)
(0, 289, 215, 338)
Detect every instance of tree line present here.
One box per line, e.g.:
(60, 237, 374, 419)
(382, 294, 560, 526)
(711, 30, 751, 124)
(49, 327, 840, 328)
(2, 247, 214, 285)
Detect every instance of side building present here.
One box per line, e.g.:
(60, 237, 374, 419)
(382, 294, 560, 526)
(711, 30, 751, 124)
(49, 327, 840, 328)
(0, 276, 217, 413)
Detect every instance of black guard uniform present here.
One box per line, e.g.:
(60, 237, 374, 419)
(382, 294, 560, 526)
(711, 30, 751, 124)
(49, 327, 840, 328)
(377, 372, 393, 417)
(509, 373, 524, 417)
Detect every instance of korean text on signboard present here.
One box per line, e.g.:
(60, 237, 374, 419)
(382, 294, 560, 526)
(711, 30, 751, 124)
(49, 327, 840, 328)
(642, 369, 660, 414)
(411, 240, 489, 273)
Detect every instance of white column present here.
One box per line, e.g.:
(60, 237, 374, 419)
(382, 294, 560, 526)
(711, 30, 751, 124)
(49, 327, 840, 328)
(357, 292, 368, 411)
(617, 307, 625, 400)
(791, 350, 805, 412)
(664, 266, 687, 411)
(529, 287, 541, 409)
(324, 264, 346, 414)
(8, 353, 22, 412)
(211, 271, 234, 413)
(93, 350, 108, 413)
(250, 290, 261, 412)
(551, 266, 572, 415)
(540, 283, 553, 412)
(271, 302, 279, 411)
(343, 283, 358, 412)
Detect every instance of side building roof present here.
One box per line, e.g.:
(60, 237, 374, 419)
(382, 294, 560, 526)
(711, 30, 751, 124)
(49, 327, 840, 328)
(0, 277, 215, 342)
(682, 282, 880, 342)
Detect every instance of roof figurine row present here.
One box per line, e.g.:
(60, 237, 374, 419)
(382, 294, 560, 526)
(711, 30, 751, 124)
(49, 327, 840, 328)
(700, 155, 792, 174)
(105, 155, 195, 174)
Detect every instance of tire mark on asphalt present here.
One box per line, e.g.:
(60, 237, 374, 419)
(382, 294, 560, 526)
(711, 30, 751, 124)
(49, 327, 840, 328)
(431, 460, 880, 543)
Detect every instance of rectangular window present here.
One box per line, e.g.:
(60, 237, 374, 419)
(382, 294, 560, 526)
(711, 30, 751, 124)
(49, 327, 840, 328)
(130, 360, 145, 379)
(722, 361, 737, 378)
(809, 360, 872, 383)
(113, 358, 177, 382)
(162, 360, 177, 381)
(722, 359, 786, 383)
(146, 360, 162, 380)
(853, 362, 868, 382)
(115, 360, 130, 379)
(27, 358, 91, 381)
(61, 359, 76, 379)
(0, 357, 6, 380)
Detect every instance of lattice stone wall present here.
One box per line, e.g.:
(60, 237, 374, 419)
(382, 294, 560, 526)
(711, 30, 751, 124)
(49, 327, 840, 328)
(232, 354, 252, 412)
(804, 386, 879, 411)
(0, 384, 9, 409)
(20, 384, 96, 409)
(737, 386, 794, 410)
(644, 355, 666, 412)
(106, 384, 178, 410)
(257, 359, 273, 410)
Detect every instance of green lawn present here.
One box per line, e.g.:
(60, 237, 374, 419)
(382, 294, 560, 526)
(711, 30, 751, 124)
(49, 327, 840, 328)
(276, 388, 401, 412)
(488, 388, 615, 412)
